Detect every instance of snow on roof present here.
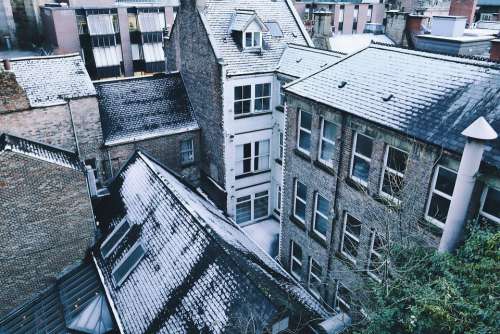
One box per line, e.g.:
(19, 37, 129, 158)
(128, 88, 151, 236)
(0, 133, 82, 171)
(94, 151, 333, 333)
(277, 43, 344, 78)
(95, 73, 199, 146)
(329, 33, 395, 54)
(3, 54, 96, 108)
(285, 44, 500, 167)
(201, 0, 312, 75)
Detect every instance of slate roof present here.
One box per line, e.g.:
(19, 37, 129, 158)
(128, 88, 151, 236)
(95, 73, 199, 146)
(2, 54, 96, 108)
(285, 44, 500, 167)
(94, 151, 333, 334)
(0, 133, 82, 171)
(0, 262, 111, 334)
(277, 43, 344, 78)
(202, 0, 313, 75)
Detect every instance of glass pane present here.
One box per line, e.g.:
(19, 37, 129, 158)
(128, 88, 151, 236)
(237, 195, 251, 203)
(483, 188, 500, 218)
(254, 194, 268, 219)
(295, 200, 306, 221)
(243, 143, 251, 158)
(355, 134, 373, 158)
(292, 242, 302, 259)
(234, 102, 242, 114)
(242, 100, 251, 113)
(112, 244, 145, 286)
(255, 190, 268, 198)
(264, 83, 270, 96)
(256, 84, 263, 97)
(435, 167, 457, 196)
(352, 156, 370, 182)
(323, 120, 337, 141)
(346, 215, 361, 237)
(255, 99, 263, 111)
(373, 233, 384, 253)
(297, 182, 307, 200)
(243, 159, 251, 173)
(245, 32, 252, 47)
(253, 32, 261, 46)
(292, 261, 302, 277)
(236, 200, 251, 224)
(382, 171, 404, 198)
(300, 111, 312, 130)
(181, 139, 192, 152)
(260, 140, 270, 154)
(428, 193, 451, 223)
(258, 156, 269, 170)
(311, 260, 322, 276)
(243, 85, 251, 98)
(317, 195, 329, 215)
(320, 141, 335, 162)
(387, 147, 408, 173)
(262, 98, 270, 110)
(299, 131, 311, 152)
(314, 214, 328, 236)
(181, 152, 193, 163)
(343, 235, 359, 258)
(235, 86, 242, 100)
(369, 253, 384, 278)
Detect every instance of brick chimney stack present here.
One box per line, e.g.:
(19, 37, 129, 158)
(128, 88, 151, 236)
(490, 39, 500, 62)
(449, 0, 478, 27)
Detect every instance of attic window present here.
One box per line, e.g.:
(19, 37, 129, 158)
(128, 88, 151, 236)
(100, 217, 131, 258)
(244, 31, 262, 48)
(265, 21, 283, 37)
(112, 241, 146, 287)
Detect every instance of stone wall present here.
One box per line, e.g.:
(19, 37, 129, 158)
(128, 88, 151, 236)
(0, 151, 94, 317)
(106, 129, 201, 186)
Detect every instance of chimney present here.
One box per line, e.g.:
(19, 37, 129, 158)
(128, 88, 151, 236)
(312, 8, 333, 50)
(196, 0, 206, 11)
(406, 14, 427, 34)
(438, 117, 498, 253)
(490, 39, 500, 61)
(431, 16, 467, 37)
(449, 0, 478, 27)
(2, 59, 11, 71)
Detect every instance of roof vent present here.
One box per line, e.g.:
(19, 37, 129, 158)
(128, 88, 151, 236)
(296, 58, 303, 63)
(338, 81, 347, 88)
(382, 94, 394, 102)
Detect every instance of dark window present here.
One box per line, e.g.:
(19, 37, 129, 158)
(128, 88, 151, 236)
(234, 85, 251, 115)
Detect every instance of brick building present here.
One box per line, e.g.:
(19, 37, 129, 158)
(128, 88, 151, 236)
(95, 72, 201, 185)
(0, 54, 108, 183)
(280, 44, 499, 318)
(0, 134, 95, 317)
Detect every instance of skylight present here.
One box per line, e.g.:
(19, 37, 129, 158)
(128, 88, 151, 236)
(100, 217, 130, 258)
(112, 242, 146, 287)
(266, 21, 283, 37)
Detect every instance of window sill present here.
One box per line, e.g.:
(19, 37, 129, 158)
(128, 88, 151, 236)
(372, 193, 401, 209)
(275, 158, 282, 166)
(313, 160, 336, 176)
(289, 215, 307, 231)
(234, 111, 272, 120)
(308, 230, 328, 248)
(275, 105, 284, 113)
(345, 177, 368, 193)
(235, 169, 271, 180)
(294, 148, 312, 162)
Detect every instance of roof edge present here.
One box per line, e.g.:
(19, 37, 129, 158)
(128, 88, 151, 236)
(285, 0, 314, 47)
(4, 53, 82, 62)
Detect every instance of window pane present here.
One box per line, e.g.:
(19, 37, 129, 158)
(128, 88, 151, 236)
(317, 195, 329, 215)
(299, 131, 311, 152)
(253, 32, 261, 46)
(292, 260, 302, 276)
(245, 32, 252, 47)
(256, 84, 263, 97)
(235, 86, 242, 100)
(297, 182, 307, 200)
(382, 171, 404, 198)
(346, 215, 361, 237)
(300, 111, 312, 130)
(262, 98, 270, 110)
(255, 99, 262, 111)
(236, 199, 251, 224)
(243, 85, 251, 98)
(314, 214, 328, 236)
(435, 168, 457, 196)
(320, 141, 335, 162)
(254, 193, 269, 219)
(483, 188, 500, 218)
(181, 139, 192, 152)
(387, 147, 408, 173)
(292, 242, 302, 259)
(355, 134, 373, 158)
(258, 156, 269, 170)
(344, 235, 359, 258)
(242, 100, 251, 113)
(234, 102, 242, 114)
(243, 159, 251, 173)
(352, 156, 370, 182)
(373, 233, 384, 253)
(311, 259, 322, 276)
(428, 193, 451, 223)
(323, 120, 336, 141)
(295, 201, 306, 221)
(369, 253, 384, 278)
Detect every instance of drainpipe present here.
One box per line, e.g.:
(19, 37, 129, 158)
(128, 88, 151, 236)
(438, 117, 498, 253)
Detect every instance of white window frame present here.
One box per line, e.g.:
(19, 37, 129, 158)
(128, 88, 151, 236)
(349, 132, 373, 186)
(243, 31, 262, 48)
(425, 165, 457, 228)
(180, 138, 194, 164)
(367, 231, 384, 283)
(279, 130, 284, 161)
(297, 109, 312, 155)
(318, 118, 337, 167)
(236, 195, 252, 224)
(275, 184, 282, 213)
(293, 179, 307, 222)
(235, 190, 269, 224)
(290, 241, 303, 280)
(340, 213, 361, 264)
(479, 186, 500, 224)
(253, 139, 270, 171)
(334, 281, 351, 312)
(235, 140, 270, 176)
(308, 258, 323, 299)
(312, 193, 329, 239)
(254, 83, 271, 112)
(379, 146, 408, 203)
(234, 85, 252, 115)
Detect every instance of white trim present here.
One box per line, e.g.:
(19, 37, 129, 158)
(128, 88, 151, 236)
(297, 109, 312, 155)
(318, 118, 337, 167)
(290, 241, 302, 280)
(293, 179, 307, 222)
(308, 257, 322, 299)
(312, 193, 329, 239)
(243, 31, 262, 49)
(479, 186, 500, 224)
(111, 241, 146, 287)
(340, 213, 360, 264)
(235, 190, 270, 224)
(367, 231, 384, 283)
(379, 145, 408, 203)
(100, 217, 130, 258)
(349, 132, 372, 186)
(425, 165, 457, 228)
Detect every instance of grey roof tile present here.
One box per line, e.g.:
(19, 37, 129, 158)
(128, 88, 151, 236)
(94, 151, 332, 333)
(286, 45, 500, 166)
(0, 133, 82, 171)
(95, 73, 199, 146)
(4, 54, 96, 108)
(203, 0, 312, 75)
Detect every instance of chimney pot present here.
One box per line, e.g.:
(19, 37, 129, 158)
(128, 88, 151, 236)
(3, 59, 11, 71)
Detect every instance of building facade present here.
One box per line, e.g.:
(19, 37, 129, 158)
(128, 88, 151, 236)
(280, 44, 499, 319)
(41, 1, 178, 79)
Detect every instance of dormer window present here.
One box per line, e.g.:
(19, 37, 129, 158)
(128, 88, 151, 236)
(244, 31, 262, 48)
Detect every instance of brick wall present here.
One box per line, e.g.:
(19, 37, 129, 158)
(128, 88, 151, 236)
(106, 130, 201, 186)
(0, 71, 29, 113)
(165, 0, 226, 188)
(0, 152, 94, 317)
(280, 93, 487, 317)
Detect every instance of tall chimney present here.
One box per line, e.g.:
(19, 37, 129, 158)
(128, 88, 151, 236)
(196, 0, 207, 11)
(490, 39, 500, 62)
(2, 59, 11, 71)
(312, 8, 333, 50)
(438, 117, 498, 253)
(449, 0, 478, 27)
